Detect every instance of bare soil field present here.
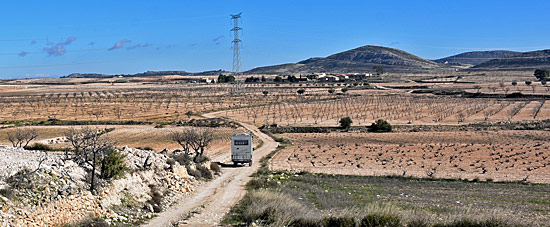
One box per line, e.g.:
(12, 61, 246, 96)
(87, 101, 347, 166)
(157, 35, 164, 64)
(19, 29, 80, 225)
(0, 125, 244, 161)
(221, 95, 550, 127)
(0, 81, 340, 122)
(270, 130, 550, 183)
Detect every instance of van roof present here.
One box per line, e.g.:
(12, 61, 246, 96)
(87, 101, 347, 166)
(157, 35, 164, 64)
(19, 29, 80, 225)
(232, 133, 251, 137)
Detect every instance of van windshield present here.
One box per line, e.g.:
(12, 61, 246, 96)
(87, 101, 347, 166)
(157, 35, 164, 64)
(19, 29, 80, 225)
(234, 140, 249, 145)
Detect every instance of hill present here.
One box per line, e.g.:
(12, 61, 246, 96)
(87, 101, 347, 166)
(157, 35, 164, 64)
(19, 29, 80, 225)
(246, 45, 448, 74)
(434, 50, 520, 66)
(472, 49, 550, 70)
(62, 70, 229, 78)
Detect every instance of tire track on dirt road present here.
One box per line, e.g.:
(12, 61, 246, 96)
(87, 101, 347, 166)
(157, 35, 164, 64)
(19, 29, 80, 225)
(143, 112, 278, 226)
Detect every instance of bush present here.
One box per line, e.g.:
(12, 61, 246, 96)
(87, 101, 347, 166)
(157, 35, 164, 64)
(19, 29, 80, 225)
(69, 216, 109, 227)
(210, 162, 221, 173)
(360, 213, 401, 227)
(322, 216, 356, 226)
(142, 146, 154, 151)
(194, 155, 210, 164)
(369, 119, 392, 132)
(246, 178, 278, 190)
(290, 218, 324, 227)
(339, 117, 353, 129)
(187, 167, 202, 179)
(166, 158, 176, 166)
(197, 165, 213, 179)
(407, 219, 430, 227)
(147, 185, 164, 213)
(25, 142, 52, 151)
(100, 151, 128, 180)
(173, 153, 193, 166)
(0, 187, 14, 199)
(435, 218, 510, 227)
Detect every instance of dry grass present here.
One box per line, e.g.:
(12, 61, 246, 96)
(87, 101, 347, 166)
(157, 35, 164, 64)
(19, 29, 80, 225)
(225, 172, 538, 226)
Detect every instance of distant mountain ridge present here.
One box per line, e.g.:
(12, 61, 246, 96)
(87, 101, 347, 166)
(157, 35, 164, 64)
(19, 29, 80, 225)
(62, 70, 229, 78)
(434, 50, 521, 66)
(246, 45, 448, 74)
(472, 49, 550, 70)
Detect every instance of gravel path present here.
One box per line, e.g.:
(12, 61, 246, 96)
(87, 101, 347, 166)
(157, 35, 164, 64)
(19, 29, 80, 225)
(142, 113, 278, 226)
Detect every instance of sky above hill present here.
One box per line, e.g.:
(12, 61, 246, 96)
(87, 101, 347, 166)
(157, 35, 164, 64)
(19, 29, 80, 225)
(1, 0, 549, 78)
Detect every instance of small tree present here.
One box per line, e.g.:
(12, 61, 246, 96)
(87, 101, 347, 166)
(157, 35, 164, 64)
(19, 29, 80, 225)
(328, 88, 335, 94)
(373, 66, 384, 75)
(534, 69, 550, 81)
(65, 127, 118, 192)
(473, 85, 481, 93)
(456, 112, 466, 123)
(170, 128, 214, 162)
(525, 80, 532, 86)
(186, 111, 194, 119)
(195, 128, 214, 161)
(170, 129, 196, 154)
(297, 88, 305, 95)
(339, 117, 353, 129)
(341, 87, 349, 94)
(8, 128, 38, 148)
(274, 76, 283, 83)
(262, 91, 269, 96)
(369, 119, 392, 132)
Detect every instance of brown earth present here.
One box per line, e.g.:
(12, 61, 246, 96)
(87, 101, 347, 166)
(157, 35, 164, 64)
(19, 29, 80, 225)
(270, 130, 550, 183)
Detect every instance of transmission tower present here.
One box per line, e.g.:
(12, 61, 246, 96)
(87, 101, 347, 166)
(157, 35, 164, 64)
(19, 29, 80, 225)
(230, 13, 243, 94)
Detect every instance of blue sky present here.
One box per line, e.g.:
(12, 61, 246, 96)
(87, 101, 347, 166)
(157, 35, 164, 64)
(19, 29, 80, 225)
(1, 0, 549, 78)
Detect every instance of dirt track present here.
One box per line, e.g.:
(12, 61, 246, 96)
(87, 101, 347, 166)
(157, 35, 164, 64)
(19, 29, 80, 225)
(143, 113, 278, 226)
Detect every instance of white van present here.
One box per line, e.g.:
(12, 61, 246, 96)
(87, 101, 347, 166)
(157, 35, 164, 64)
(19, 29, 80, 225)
(231, 133, 253, 166)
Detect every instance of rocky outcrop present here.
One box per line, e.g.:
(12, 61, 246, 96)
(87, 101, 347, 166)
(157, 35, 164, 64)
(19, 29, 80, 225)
(0, 146, 197, 226)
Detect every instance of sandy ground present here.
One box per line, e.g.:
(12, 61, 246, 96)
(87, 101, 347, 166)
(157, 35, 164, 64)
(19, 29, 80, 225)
(143, 112, 279, 226)
(270, 131, 550, 183)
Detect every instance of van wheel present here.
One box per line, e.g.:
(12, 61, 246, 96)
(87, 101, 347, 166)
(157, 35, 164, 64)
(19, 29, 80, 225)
(248, 161, 252, 166)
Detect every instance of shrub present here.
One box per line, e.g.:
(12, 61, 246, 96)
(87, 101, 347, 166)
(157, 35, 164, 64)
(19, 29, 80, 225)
(69, 216, 109, 227)
(194, 155, 210, 164)
(369, 119, 392, 132)
(0, 187, 14, 199)
(147, 185, 164, 213)
(142, 146, 154, 151)
(210, 162, 221, 173)
(360, 213, 401, 227)
(166, 158, 176, 167)
(407, 219, 430, 227)
(173, 153, 193, 166)
(289, 218, 324, 227)
(246, 178, 278, 190)
(25, 142, 52, 151)
(197, 165, 213, 179)
(339, 117, 353, 129)
(100, 151, 128, 180)
(187, 167, 202, 179)
(322, 216, 356, 226)
(434, 218, 510, 227)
